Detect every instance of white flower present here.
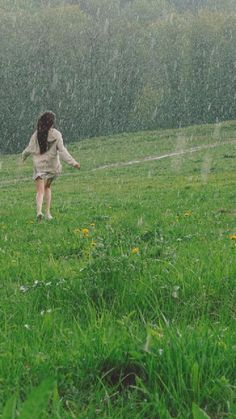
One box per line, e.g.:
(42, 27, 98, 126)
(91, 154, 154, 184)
(20, 285, 29, 293)
(40, 309, 52, 315)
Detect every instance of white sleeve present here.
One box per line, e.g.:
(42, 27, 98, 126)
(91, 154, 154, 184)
(22, 134, 36, 161)
(56, 132, 77, 167)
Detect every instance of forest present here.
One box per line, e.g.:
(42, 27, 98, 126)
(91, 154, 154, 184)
(0, 0, 236, 153)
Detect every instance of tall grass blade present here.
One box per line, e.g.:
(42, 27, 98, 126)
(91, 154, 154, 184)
(2, 396, 17, 419)
(18, 379, 55, 419)
(192, 403, 210, 419)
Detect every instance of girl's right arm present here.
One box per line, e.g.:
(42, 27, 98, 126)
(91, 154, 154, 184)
(22, 134, 36, 161)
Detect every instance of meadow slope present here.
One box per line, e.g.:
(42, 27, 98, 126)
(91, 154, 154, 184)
(0, 122, 236, 418)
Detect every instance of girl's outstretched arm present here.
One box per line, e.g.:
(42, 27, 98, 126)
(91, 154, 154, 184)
(22, 134, 36, 161)
(56, 132, 80, 168)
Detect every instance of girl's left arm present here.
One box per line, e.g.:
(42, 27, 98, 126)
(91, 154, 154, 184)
(56, 132, 79, 167)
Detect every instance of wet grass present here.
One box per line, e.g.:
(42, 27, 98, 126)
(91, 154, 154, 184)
(0, 121, 236, 418)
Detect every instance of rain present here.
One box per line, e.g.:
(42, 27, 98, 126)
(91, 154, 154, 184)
(1, 1, 236, 418)
(0, 0, 235, 156)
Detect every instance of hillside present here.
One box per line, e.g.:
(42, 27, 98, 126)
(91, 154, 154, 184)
(0, 122, 236, 417)
(1, 0, 236, 153)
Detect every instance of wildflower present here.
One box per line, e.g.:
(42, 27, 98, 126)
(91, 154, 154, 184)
(172, 285, 180, 299)
(56, 278, 66, 286)
(229, 234, 236, 240)
(131, 247, 139, 255)
(32, 280, 40, 288)
(40, 309, 52, 316)
(184, 211, 192, 217)
(20, 285, 29, 293)
(82, 228, 89, 237)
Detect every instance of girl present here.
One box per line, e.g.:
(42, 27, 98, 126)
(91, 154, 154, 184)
(22, 111, 80, 221)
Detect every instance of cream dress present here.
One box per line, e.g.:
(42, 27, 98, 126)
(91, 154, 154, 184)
(22, 128, 77, 180)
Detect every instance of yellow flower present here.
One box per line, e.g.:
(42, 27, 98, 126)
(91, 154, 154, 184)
(131, 247, 139, 254)
(184, 211, 192, 217)
(82, 228, 89, 237)
(229, 234, 236, 240)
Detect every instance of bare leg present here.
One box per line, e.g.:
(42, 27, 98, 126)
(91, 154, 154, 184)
(35, 178, 44, 218)
(44, 179, 53, 219)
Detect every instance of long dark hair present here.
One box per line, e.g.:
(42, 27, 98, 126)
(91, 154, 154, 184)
(37, 111, 55, 154)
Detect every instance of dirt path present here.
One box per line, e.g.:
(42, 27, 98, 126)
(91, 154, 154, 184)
(0, 140, 235, 187)
(92, 140, 236, 171)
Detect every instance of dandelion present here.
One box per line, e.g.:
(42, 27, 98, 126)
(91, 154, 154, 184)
(131, 247, 139, 254)
(229, 234, 236, 240)
(82, 228, 89, 237)
(184, 211, 192, 217)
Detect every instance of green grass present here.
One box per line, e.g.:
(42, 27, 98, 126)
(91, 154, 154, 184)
(0, 121, 236, 418)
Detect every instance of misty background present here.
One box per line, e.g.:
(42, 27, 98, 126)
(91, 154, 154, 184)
(0, 0, 236, 153)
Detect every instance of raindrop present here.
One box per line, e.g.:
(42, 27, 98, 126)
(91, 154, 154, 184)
(30, 87, 36, 102)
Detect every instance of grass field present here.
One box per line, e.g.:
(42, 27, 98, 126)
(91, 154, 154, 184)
(0, 121, 236, 418)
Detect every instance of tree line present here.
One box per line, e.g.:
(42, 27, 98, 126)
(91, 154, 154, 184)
(0, 0, 236, 153)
